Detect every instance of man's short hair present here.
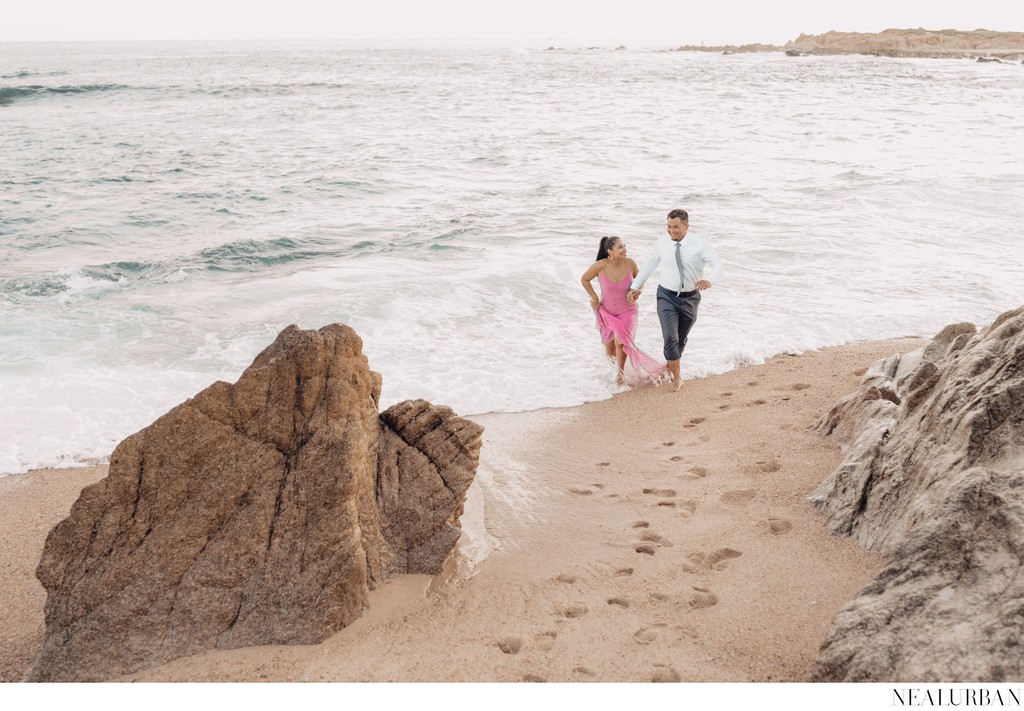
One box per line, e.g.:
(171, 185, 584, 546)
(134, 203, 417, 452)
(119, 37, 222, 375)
(667, 208, 689, 223)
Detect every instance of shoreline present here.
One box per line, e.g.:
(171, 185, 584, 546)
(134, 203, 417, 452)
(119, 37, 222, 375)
(0, 336, 918, 482)
(1, 336, 925, 682)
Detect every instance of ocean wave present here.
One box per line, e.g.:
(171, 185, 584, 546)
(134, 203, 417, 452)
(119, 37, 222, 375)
(203, 81, 355, 98)
(0, 237, 355, 300)
(0, 83, 133, 106)
(197, 236, 341, 272)
(0, 70, 69, 79)
(0, 274, 69, 298)
(0, 80, 360, 107)
(1, 262, 167, 300)
(80, 261, 161, 282)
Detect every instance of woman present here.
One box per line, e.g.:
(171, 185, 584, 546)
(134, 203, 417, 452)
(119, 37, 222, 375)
(581, 236, 667, 386)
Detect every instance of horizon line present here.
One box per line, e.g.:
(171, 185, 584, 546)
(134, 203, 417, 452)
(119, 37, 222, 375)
(1, 27, 1015, 45)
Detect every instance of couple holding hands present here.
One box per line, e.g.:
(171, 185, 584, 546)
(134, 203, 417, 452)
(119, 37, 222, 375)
(581, 208, 723, 392)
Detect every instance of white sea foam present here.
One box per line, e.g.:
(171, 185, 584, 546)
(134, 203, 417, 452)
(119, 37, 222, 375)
(0, 363, 231, 475)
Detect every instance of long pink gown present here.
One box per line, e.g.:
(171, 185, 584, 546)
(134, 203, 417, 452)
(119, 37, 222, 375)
(596, 271, 667, 386)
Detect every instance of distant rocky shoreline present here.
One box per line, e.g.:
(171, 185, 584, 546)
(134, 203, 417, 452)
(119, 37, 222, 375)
(672, 28, 1024, 61)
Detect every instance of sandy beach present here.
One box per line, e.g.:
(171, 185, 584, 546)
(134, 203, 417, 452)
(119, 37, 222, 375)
(0, 336, 926, 683)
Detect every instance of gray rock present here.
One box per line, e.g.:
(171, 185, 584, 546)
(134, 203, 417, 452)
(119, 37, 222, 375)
(921, 322, 977, 365)
(809, 305, 1024, 681)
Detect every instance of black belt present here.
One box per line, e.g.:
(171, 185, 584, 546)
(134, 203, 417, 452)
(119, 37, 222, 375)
(658, 285, 697, 298)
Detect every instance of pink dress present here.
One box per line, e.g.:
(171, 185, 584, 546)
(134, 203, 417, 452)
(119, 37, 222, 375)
(596, 271, 667, 386)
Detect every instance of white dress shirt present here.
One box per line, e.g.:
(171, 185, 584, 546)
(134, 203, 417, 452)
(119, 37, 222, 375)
(630, 232, 723, 294)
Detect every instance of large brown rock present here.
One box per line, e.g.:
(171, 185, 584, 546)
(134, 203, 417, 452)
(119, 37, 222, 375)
(809, 306, 1024, 681)
(28, 324, 482, 682)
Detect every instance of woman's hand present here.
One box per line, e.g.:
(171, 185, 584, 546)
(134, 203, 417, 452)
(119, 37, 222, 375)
(590, 296, 600, 310)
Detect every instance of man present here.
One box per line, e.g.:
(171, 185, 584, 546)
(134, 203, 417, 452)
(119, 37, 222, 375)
(626, 209, 722, 392)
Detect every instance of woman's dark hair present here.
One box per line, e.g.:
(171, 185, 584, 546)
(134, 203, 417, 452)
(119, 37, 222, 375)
(596, 235, 621, 261)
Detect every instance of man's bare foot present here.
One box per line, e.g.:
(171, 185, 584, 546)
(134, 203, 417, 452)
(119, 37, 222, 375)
(672, 379, 683, 392)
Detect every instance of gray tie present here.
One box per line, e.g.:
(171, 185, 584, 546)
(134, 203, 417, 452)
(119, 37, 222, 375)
(674, 241, 686, 296)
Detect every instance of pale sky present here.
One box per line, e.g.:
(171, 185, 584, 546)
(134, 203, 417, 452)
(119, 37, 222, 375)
(3, 0, 1023, 44)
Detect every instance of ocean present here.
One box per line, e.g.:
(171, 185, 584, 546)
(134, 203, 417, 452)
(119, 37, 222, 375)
(1, 39, 1022, 475)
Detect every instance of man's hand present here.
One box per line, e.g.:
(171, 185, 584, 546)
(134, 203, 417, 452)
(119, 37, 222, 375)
(694, 280, 712, 291)
(626, 288, 641, 303)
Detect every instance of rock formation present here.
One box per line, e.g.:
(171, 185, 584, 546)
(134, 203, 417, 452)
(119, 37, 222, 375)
(809, 306, 1024, 681)
(29, 324, 482, 682)
(672, 42, 782, 54)
(785, 28, 1024, 60)
(666, 28, 1024, 60)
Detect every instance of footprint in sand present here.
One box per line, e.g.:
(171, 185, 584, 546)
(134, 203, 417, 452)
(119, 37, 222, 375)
(573, 666, 596, 678)
(766, 518, 793, 535)
(669, 455, 685, 462)
(649, 592, 671, 602)
(643, 488, 677, 498)
(791, 383, 812, 391)
(633, 624, 668, 645)
(720, 489, 757, 507)
(635, 544, 657, 555)
(632, 520, 650, 528)
(639, 532, 674, 548)
(596, 462, 610, 467)
(689, 587, 719, 609)
(706, 548, 744, 570)
(681, 554, 702, 573)
(554, 573, 578, 584)
(497, 637, 523, 654)
(569, 486, 594, 496)
(682, 548, 742, 573)
(677, 500, 698, 518)
(614, 567, 634, 576)
(748, 399, 768, 406)
(756, 460, 782, 473)
(534, 631, 558, 651)
(608, 597, 630, 608)
(684, 417, 706, 429)
(656, 501, 677, 508)
(652, 665, 682, 682)
(721, 391, 733, 397)
(718, 403, 731, 411)
(746, 381, 759, 387)
(707, 548, 742, 569)
(689, 467, 709, 478)
(662, 441, 675, 447)
(559, 603, 589, 618)
(522, 674, 546, 682)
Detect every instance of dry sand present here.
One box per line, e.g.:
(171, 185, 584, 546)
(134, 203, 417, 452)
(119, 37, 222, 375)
(0, 337, 925, 683)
